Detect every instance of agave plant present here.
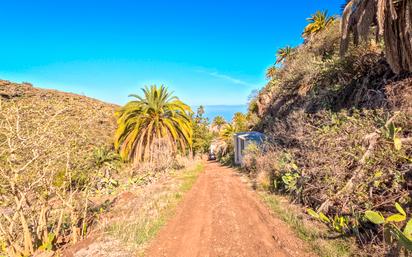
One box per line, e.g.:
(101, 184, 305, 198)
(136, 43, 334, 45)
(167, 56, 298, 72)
(276, 46, 294, 64)
(302, 10, 335, 38)
(341, 0, 412, 74)
(114, 85, 193, 163)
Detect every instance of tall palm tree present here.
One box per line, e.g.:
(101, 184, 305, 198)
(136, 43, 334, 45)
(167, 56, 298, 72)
(341, 0, 412, 74)
(302, 10, 335, 38)
(220, 124, 235, 140)
(216, 123, 236, 155)
(114, 85, 193, 163)
(212, 116, 226, 131)
(266, 66, 278, 79)
(232, 112, 248, 132)
(196, 105, 205, 118)
(276, 46, 294, 64)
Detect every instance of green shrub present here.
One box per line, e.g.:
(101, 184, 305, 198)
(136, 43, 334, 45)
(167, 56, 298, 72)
(365, 203, 412, 253)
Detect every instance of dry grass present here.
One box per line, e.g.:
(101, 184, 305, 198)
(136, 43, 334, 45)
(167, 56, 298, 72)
(104, 163, 204, 255)
(0, 80, 203, 256)
(0, 80, 118, 256)
(260, 192, 357, 257)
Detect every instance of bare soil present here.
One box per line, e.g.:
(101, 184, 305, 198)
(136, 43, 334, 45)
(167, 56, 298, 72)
(146, 161, 315, 257)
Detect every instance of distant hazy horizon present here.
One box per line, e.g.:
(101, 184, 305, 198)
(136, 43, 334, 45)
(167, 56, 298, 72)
(193, 105, 247, 122)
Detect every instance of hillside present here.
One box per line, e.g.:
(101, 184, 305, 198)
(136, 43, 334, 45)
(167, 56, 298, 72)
(0, 80, 206, 257)
(0, 79, 117, 132)
(0, 80, 118, 256)
(243, 21, 412, 256)
(0, 79, 118, 191)
(0, 79, 117, 170)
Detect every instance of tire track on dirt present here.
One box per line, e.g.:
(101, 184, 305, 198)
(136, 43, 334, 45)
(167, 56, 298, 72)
(146, 162, 315, 257)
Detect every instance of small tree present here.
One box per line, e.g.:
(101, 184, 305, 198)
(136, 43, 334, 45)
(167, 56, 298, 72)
(192, 105, 213, 155)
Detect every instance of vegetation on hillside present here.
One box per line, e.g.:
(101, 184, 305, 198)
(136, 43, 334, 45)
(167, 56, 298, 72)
(0, 81, 118, 256)
(0, 81, 200, 256)
(242, 5, 411, 256)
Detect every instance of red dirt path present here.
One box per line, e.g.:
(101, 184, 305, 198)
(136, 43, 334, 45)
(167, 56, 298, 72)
(146, 161, 316, 257)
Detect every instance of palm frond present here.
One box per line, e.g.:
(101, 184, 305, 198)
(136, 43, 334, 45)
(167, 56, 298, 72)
(340, 0, 412, 73)
(114, 85, 193, 163)
(302, 10, 336, 38)
(276, 46, 294, 64)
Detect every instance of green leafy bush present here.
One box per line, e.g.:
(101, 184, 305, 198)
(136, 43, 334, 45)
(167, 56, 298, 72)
(365, 203, 412, 253)
(307, 209, 350, 234)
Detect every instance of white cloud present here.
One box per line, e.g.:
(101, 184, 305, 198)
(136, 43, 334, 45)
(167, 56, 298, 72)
(196, 69, 253, 87)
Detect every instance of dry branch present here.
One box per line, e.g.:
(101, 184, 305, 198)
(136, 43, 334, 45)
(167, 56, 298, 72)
(318, 113, 400, 212)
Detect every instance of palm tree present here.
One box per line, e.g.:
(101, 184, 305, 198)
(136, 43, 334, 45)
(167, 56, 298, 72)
(196, 105, 205, 118)
(341, 0, 412, 74)
(276, 46, 293, 64)
(216, 123, 236, 155)
(114, 85, 193, 163)
(212, 116, 226, 131)
(266, 66, 278, 79)
(220, 123, 235, 139)
(232, 112, 247, 132)
(302, 10, 335, 38)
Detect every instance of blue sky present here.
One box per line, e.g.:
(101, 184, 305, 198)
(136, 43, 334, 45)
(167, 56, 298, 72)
(0, 0, 341, 106)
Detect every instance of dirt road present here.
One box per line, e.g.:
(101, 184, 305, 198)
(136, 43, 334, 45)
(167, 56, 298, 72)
(146, 161, 315, 257)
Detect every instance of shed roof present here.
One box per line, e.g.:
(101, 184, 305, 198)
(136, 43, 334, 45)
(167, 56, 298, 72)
(235, 131, 265, 141)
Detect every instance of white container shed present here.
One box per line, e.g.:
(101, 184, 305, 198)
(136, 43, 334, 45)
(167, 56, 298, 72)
(233, 132, 265, 165)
